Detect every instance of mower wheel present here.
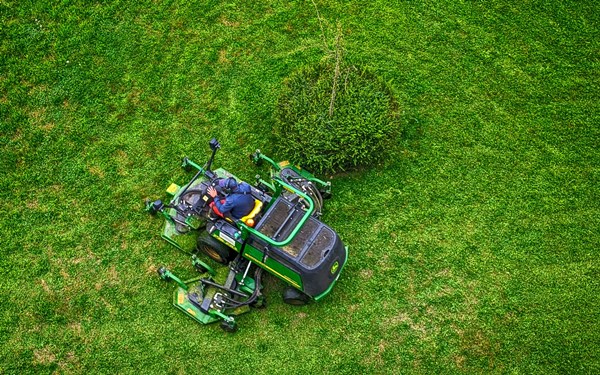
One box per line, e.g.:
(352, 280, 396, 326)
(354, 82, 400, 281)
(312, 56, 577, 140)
(181, 157, 193, 172)
(282, 286, 310, 306)
(197, 233, 234, 265)
(250, 295, 267, 309)
(192, 256, 216, 276)
(220, 319, 238, 333)
(146, 199, 163, 215)
(157, 266, 171, 281)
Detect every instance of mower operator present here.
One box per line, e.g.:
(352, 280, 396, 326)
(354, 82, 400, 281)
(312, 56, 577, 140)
(207, 177, 254, 220)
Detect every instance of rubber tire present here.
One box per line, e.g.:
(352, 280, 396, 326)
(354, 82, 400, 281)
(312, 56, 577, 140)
(146, 199, 157, 215)
(157, 267, 171, 281)
(182, 157, 193, 172)
(194, 263, 208, 273)
(197, 233, 234, 265)
(250, 295, 267, 309)
(282, 286, 310, 306)
(220, 320, 238, 333)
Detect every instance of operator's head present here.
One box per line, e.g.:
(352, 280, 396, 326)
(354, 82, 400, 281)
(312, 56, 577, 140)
(219, 177, 238, 194)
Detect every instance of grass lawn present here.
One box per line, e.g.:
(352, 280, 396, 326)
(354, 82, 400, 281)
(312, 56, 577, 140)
(1, 0, 598, 373)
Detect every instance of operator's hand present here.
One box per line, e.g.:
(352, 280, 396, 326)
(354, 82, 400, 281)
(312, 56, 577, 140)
(207, 186, 218, 199)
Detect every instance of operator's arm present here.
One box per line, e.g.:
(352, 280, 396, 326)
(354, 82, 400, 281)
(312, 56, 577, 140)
(207, 186, 234, 215)
(213, 196, 235, 215)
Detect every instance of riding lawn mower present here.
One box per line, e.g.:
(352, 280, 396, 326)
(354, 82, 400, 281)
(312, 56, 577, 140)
(146, 138, 348, 332)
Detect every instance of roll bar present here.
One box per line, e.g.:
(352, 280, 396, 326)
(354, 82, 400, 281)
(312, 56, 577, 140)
(238, 178, 314, 247)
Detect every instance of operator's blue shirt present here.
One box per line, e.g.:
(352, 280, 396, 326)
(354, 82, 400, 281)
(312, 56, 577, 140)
(213, 182, 254, 219)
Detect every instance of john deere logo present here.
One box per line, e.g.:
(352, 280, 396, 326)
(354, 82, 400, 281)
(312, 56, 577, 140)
(330, 261, 339, 274)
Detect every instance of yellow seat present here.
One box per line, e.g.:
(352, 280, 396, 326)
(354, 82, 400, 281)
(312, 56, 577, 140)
(240, 200, 263, 226)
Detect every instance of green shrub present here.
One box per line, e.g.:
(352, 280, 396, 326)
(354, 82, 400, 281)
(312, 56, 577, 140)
(274, 62, 401, 174)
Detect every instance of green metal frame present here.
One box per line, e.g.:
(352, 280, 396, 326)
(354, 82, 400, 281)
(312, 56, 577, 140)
(251, 150, 331, 196)
(179, 154, 320, 250)
(159, 157, 337, 291)
(161, 259, 256, 327)
(238, 177, 315, 247)
(153, 147, 346, 304)
(149, 143, 350, 332)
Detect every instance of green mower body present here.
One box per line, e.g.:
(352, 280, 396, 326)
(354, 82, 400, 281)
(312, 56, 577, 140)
(147, 139, 348, 331)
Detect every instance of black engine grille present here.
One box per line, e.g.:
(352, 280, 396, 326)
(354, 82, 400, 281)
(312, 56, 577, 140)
(255, 197, 335, 269)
